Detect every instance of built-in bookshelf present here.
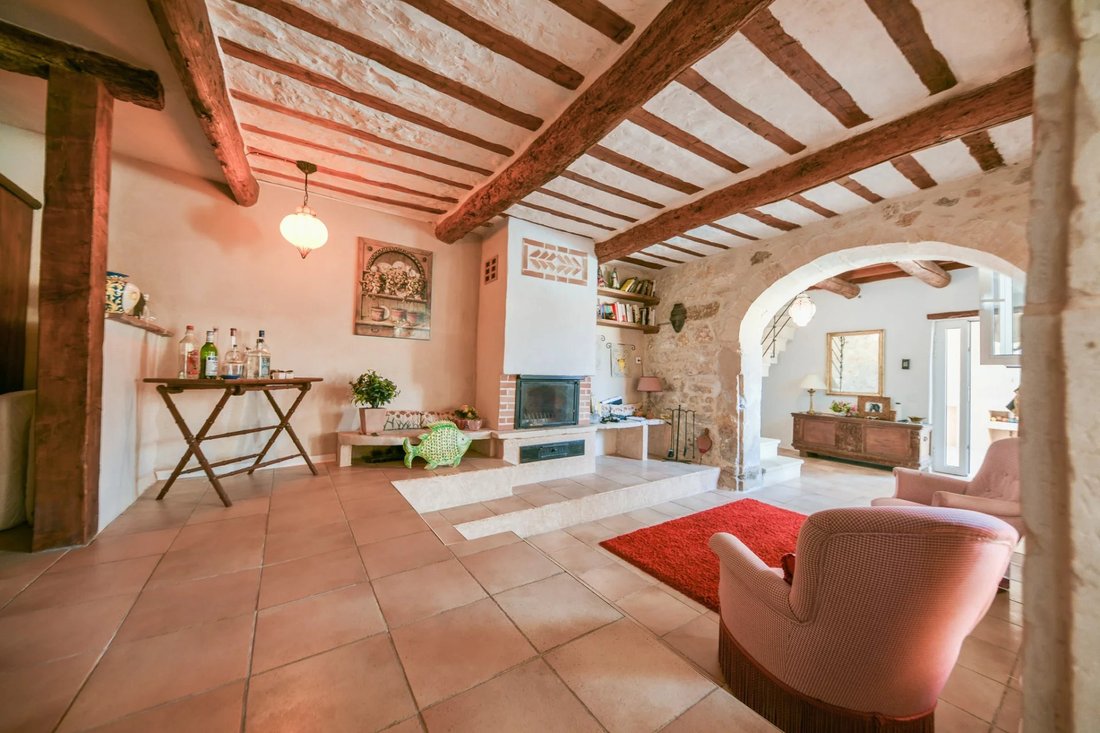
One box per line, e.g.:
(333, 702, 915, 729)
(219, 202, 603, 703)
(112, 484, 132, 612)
(596, 278, 660, 334)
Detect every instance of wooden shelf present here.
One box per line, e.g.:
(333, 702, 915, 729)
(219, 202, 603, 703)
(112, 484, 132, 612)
(598, 287, 659, 305)
(106, 313, 173, 337)
(597, 318, 659, 334)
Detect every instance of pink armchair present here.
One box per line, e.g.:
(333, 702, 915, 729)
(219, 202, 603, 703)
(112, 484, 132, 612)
(710, 506, 1018, 732)
(872, 437, 1022, 534)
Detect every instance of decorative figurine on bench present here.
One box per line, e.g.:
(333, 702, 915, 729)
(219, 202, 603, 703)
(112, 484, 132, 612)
(403, 421, 472, 469)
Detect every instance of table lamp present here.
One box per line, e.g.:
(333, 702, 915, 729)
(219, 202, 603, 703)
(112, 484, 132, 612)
(636, 376, 663, 418)
(800, 374, 827, 413)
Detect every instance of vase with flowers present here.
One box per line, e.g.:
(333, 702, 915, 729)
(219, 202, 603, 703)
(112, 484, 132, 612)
(455, 405, 481, 430)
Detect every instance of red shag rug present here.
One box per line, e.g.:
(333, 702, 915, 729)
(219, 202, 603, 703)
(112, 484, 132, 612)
(600, 499, 806, 611)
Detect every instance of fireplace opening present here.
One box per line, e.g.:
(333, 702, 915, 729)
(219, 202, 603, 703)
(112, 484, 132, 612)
(515, 375, 581, 429)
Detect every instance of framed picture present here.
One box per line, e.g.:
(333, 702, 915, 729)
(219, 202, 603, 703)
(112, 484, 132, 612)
(355, 238, 433, 340)
(826, 329, 884, 396)
(857, 395, 895, 421)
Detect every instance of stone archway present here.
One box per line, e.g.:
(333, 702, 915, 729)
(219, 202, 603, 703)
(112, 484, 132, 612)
(735, 241, 1024, 485)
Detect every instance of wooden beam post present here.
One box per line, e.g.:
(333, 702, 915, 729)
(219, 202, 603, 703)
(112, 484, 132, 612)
(433, 0, 774, 243)
(147, 0, 259, 206)
(0, 174, 40, 393)
(895, 260, 951, 287)
(812, 276, 860, 299)
(33, 69, 113, 550)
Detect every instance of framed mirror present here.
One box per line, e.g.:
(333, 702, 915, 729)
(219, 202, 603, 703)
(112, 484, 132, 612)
(826, 329, 884, 396)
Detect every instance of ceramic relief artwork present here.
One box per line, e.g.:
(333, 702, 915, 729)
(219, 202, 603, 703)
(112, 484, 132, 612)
(356, 238, 433, 340)
(520, 238, 588, 285)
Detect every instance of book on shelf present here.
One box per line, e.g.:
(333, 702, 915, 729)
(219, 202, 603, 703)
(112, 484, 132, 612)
(599, 269, 656, 298)
(596, 301, 654, 327)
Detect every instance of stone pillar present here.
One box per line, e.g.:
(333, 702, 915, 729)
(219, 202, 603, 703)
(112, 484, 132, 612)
(1022, 1, 1100, 728)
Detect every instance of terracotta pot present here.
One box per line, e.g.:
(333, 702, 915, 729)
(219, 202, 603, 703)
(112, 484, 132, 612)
(359, 407, 388, 435)
(464, 419, 482, 431)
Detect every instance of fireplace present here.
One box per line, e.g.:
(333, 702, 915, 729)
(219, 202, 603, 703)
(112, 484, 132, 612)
(515, 375, 581, 429)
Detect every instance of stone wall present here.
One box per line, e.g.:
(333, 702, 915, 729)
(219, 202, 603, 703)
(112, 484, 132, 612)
(643, 164, 1031, 487)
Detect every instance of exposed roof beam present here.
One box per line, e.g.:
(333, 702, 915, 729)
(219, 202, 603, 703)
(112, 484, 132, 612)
(812, 276, 861, 299)
(229, 0, 542, 131)
(708, 222, 760, 241)
(676, 68, 804, 154)
(891, 153, 936, 189)
(546, 0, 635, 43)
(638, 250, 685, 264)
(558, 170, 664, 209)
(789, 193, 838, 218)
(587, 145, 702, 195)
(0, 19, 164, 109)
(894, 260, 951, 287)
(741, 9, 870, 128)
(434, 0, 775, 243)
(231, 90, 493, 176)
(680, 233, 729, 250)
(240, 123, 473, 190)
(619, 256, 664, 270)
(220, 38, 513, 156)
(147, 0, 257, 205)
(626, 108, 747, 173)
(742, 208, 799, 231)
(535, 187, 637, 222)
(961, 130, 1007, 172)
(514, 200, 615, 231)
(863, 0, 957, 94)
(658, 241, 707, 257)
(399, 0, 584, 89)
(835, 175, 884, 203)
(596, 68, 1032, 262)
(254, 167, 446, 214)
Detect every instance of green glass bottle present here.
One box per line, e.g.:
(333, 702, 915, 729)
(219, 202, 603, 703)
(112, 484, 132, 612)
(199, 330, 219, 379)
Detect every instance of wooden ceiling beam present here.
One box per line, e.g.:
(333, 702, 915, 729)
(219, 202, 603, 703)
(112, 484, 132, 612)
(639, 250, 685, 264)
(891, 153, 937, 189)
(708, 222, 760, 241)
(741, 9, 871, 128)
(0, 20, 164, 109)
(399, 0, 584, 90)
(254, 167, 446, 214)
(240, 123, 473, 190)
(619, 256, 665, 270)
(558, 170, 664, 209)
(679, 233, 729, 250)
(742, 208, 799, 231)
(627, 108, 747, 173)
(231, 90, 493, 176)
(434, 0, 775, 242)
(595, 68, 1032, 262)
(220, 38, 513, 156)
(812, 276, 860, 299)
(676, 67, 804, 154)
(587, 145, 702, 195)
(229, 0, 542, 131)
(894, 260, 951, 287)
(534, 188, 637, 222)
(658, 241, 707, 257)
(514, 200, 615, 231)
(863, 0, 957, 94)
(789, 193, 837, 218)
(834, 175, 884, 203)
(147, 0, 258, 206)
(961, 130, 1006, 172)
(547, 0, 635, 43)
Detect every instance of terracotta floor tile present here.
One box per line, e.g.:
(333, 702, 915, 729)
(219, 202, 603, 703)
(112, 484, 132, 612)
(421, 658, 602, 733)
(358, 531, 452, 579)
(84, 680, 245, 733)
(266, 501, 347, 535)
(579, 562, 652, 601)
(349, 509, 430, 545)
(117, 568, 260, 642)
(186, 496, 271, 525)
(147, 540, 263, 587)
(956, 635, 1018, 684)
(663, 614, 722, 680)
(341, 492, 413, 520)
(258, 546, 366, 609)
(599, 514, 646, 534)
(618, 586, 701, 636)
(391, 597, 536, 707)
(458, 542, 561, 594)
(527, 530, 586, 553)
(58, 614, 253, 732)
(994, 687, 1021, 732)
(246, 635, 416, 733)
(168, 514, 268, 554)
(431, 523, 467, 545)
(0, 572, 38, 608)
(660, 688, 778, 732)
(520, 488, 569, 507)
(0, 593, 135, 668)
(934, 700, 991, 733)
(253, 583, 386, 673)
(969, 613, 1023, 652)
(263, 521, 355, 566)
(563, 521, 616, 544)
(548, 544, 615, 575)
(447, 531, 522, 558)
(0, 651, 100, 733)
(939, 664, 1007, 723)
(5, 555, 159, 613)
(483, 495, 535, 514)
(439, 503, 494, 524)
(546, 618, 714, 733)
(0, 549, 63, 580)
(494, 573, 621, 651)
(46, 528, 179, 573)
(384, 716, 425, 733)
(373, 558, 486, 628)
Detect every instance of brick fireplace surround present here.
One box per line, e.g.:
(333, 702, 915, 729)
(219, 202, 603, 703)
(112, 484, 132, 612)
(496, 375, 591, 431)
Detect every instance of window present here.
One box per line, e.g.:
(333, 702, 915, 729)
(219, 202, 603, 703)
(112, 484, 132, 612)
(978, 270, 1024, 366)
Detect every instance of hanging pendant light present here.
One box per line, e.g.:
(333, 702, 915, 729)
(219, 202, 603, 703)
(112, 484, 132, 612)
(280, 160, 328, 259)
(788, 292, 816, 327)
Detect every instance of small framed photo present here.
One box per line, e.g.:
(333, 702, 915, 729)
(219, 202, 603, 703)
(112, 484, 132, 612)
(857, 395, 895, 420)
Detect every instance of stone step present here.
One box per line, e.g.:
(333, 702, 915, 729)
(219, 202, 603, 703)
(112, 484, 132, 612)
(760, 437, 781, 460)
(760, 454, 804, 488)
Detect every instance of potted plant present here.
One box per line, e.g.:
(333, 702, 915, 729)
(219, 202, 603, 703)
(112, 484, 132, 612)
(455, 404, 481, 430)
(350, 371, 400, 434)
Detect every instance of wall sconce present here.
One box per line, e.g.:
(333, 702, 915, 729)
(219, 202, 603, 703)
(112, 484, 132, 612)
(280, 160, 328, 259)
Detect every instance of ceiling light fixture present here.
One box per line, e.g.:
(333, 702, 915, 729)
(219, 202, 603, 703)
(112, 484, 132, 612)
(789, 292, 816, 327)
(280, 160, 328, 259)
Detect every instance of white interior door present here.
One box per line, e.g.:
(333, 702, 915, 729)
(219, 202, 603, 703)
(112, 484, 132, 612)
(931, 319, 972, 475)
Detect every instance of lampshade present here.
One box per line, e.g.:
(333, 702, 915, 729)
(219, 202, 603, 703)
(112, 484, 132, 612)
(789, 292, 816, 327)
(800, 374, 827, 391)
(636, 376, 663, 393)
(281, 160, 328, 259)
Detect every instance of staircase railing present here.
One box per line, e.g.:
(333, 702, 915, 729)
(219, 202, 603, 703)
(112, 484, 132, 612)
(760, 298, 797, 360)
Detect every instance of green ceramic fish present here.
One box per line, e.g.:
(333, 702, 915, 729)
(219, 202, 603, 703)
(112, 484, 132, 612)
(403, 421, 472, 469)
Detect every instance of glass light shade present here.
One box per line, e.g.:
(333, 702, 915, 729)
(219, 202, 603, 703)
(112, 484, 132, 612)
(789, 292, 816, 327)
(800, 374, 827, 390)
(280, 205, 329, 259)
(636, 376, 663, 393)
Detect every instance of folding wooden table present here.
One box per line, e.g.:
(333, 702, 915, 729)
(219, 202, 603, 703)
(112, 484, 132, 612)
(145, 377, 322, 506)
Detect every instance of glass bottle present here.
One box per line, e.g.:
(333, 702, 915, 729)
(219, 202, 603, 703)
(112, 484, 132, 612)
(223, 328, 245, 379)
(246, 329, 271, 379)
(199, 330, 219, 379)
(178, 325, 199, 379)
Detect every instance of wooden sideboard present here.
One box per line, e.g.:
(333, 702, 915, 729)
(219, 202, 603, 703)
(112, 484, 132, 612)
(792, 412, 930, 469)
